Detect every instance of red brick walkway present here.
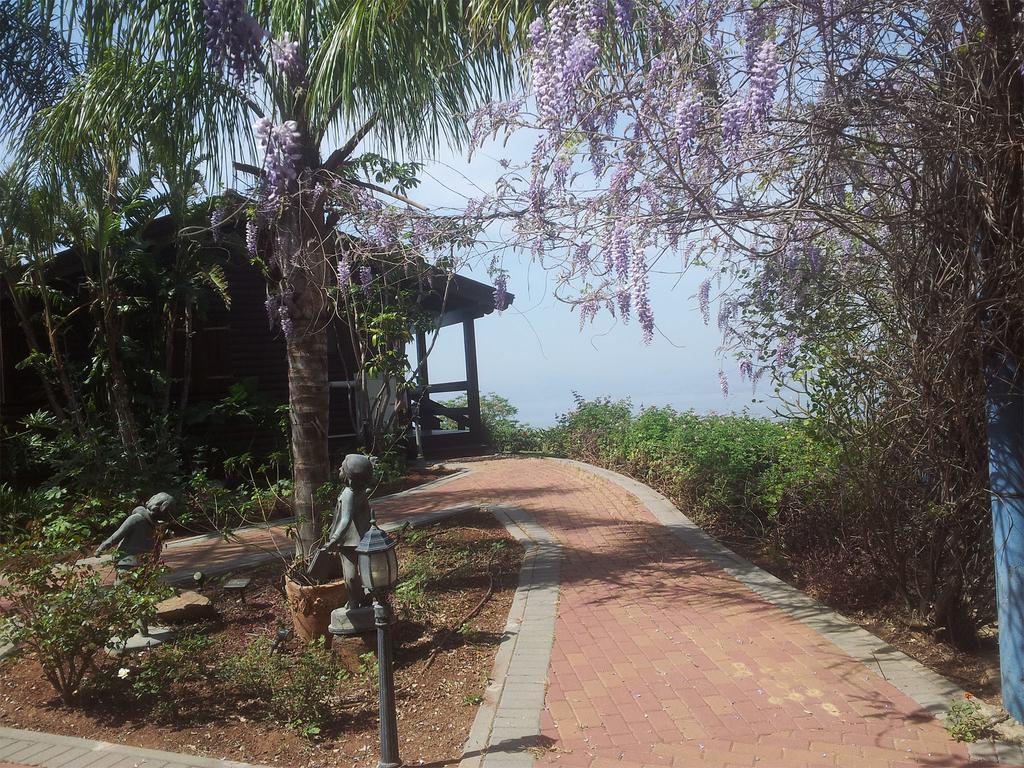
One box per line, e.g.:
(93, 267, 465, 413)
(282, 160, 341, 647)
(381, 459, 976, 768)
(164, 458, 981, 767)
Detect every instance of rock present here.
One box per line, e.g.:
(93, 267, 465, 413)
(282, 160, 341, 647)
(107, 625, 177, 655)
(155, 590, 217, 623)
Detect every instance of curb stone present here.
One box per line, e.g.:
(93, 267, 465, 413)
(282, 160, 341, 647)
(0, 727, 273, 768)
(556, 458, 1024, 765)
(460, 506, 561, 768)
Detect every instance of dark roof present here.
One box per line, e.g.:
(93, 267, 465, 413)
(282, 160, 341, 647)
(15, 211, 513, 324)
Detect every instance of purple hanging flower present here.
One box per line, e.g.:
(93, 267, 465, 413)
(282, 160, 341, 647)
(246, 217, 259, 256)
(698, 278, 711, 324)
(493, 273, 510, 311)
(337, 255, 352, 293)
(264, 293, 280, 329)
(271, 34, 304, 81)
(210, 207, 226, 243)
(674, 84, 702, 153)
(359, 265, 373, 296)
(721, 98, 746, 144)
(578, 0, 606, 36)
(578, 298, 599, 330)
(279, 303, 295, 340)
(255, 118, 303, 203)
(614, 0, 634, 31)
(564, 31, 599, 87)
(617, 287, 631, 322)
(718, 370, 729, 397)
(202, 0, 264, 82)
(632, 249, 653, 344)
(739, 359, 754, 382)
(552, 156, 571, 191)
(572, 242, 592, 271)
(611, 224, 630, 282)
(775, 332, 797, 366)
(746, 40, 781, 121)
(412, 217, 433, 250)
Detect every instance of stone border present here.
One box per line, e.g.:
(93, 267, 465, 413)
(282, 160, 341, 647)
(557, 458, 1024, 765)
(460, 506, 561, 768)
(0, 726, 274, 768)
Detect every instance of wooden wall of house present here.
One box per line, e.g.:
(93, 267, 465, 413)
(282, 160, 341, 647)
(0, 250, 364, 462)
(0, 287, 46, 426)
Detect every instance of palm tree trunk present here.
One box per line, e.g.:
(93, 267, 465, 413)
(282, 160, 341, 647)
(287, 320, 330, 557)
(279, 180, 331, 557)
(173, 304, 194, 443)
(33, 272, 89, 438)
(2, 278, 68, 424)
(100, 300, 141, 460)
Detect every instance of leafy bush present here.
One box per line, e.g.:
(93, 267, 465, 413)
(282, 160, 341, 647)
(944, 697, 991, 742)
(93, 631, 214, 717)
(0, 543, 170, 705)
(550, 395, 833, 535)
(439, 393, 548, 453)
(219, 636, 351, 738)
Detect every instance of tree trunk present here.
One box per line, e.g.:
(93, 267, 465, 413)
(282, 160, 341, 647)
(279, 174, 331, 558)
(173, 305, 194, 443)
(2, 277, 68, 425)
(287, 306, 330, 557)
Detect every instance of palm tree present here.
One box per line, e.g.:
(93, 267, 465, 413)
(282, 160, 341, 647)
(8, 0, 544, 555)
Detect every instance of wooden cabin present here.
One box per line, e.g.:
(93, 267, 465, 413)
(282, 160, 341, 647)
(0, 214, 510, 462)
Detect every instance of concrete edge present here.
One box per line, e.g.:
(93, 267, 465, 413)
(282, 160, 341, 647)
(0, 726, 274, 768)
(162, 467, 475, 551)
(555, 458, 1024, 765)
(459, 505, 561, 768)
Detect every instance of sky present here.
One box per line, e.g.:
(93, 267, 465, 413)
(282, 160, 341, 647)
(402, 129, 776, 427)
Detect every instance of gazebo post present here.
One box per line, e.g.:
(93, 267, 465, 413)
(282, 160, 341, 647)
(414, 329, 430, 389)
(463, 318, 482, 439)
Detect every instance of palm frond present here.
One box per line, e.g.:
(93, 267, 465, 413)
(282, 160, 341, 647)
(307, 0, 544, 153)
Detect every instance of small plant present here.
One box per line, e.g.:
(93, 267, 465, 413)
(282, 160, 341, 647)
(358, 649, 379, 684)
(463, 693, 484, 706)
(0, 542, 169, 705)
(220, 636, 351, 739)
(104, 631, 214, 717)
(944, 696, 991, 742)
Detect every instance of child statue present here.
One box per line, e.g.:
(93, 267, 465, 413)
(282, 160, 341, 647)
(95, 492, 176, 569)
(308, 454, 375, 609)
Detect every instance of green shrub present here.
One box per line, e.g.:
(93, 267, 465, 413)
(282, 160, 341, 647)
(439, 393, 548, 453)
(0, 543, 170, 705)
(130, 632, 213, 713)
(220, 636, 351, 738)
(551, 396, 834, 536)
(944, 697, 991, 742)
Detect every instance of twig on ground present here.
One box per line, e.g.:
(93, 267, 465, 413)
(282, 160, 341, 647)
(422, 560, 496, 671)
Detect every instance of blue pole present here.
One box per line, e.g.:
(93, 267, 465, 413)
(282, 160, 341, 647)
(988, 355, 1024, 721)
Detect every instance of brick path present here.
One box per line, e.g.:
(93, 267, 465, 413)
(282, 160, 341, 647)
(370, 458, 986, 768)
(2, 457, 1005, 768)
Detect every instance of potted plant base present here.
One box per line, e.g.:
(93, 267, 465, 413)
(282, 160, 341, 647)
(284, 576, 348, 645)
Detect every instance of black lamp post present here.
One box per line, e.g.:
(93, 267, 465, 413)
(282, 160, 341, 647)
(356, 521, 401, 768)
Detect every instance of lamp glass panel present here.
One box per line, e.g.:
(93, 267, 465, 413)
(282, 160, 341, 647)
(358, 551, 373, 589)
(369, 551, 392, 591)
(386, 547, 399, 588)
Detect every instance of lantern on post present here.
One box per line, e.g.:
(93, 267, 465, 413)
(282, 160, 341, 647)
(356, 524, 399, 597)
(356, 522, 401, 768)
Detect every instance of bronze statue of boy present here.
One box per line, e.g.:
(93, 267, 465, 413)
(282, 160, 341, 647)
(95, 492, 176, 569)
(307, 455, 374, 610)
